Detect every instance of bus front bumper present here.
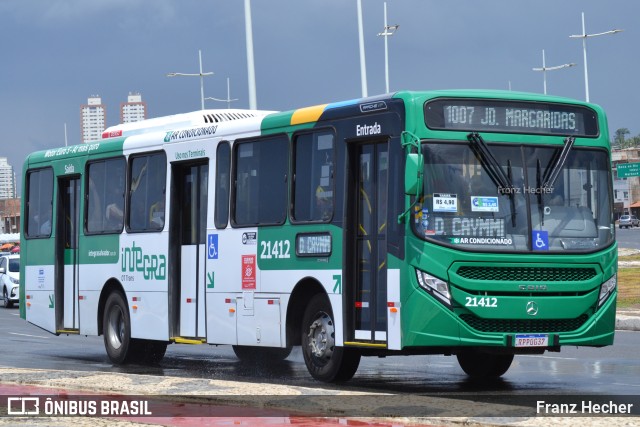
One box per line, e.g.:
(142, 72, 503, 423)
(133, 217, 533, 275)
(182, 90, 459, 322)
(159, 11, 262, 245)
(401, 287, 616, 350)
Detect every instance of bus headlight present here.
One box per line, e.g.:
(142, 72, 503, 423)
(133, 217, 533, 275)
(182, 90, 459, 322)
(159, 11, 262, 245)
(416, 269, 451, 306)
(598, 274, 617, 308)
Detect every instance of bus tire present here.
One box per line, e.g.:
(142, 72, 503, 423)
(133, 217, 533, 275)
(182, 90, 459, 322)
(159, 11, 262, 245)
(103, 291, 134, 364)
(456, 351, 514, 379)
(301, 294, 360, 382)
(232, 345, 292, 362)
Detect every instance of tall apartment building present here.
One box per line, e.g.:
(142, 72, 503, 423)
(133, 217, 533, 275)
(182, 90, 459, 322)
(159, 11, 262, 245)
(80, 96, 106, 143)
(0, 157, 15, 199)
(121, 92, 147, 124)
(0, 157, 18, 233)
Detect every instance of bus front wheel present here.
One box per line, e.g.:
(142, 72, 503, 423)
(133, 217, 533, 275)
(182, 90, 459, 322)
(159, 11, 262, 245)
(301, 294, 360, 382)
(456, 351, 514, 379)
(103, 292, 133, 364)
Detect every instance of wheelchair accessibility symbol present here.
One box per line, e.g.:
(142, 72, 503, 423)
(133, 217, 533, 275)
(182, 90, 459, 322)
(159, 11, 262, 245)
(532, 230, 549, 251)
(208, 234, 219, 259)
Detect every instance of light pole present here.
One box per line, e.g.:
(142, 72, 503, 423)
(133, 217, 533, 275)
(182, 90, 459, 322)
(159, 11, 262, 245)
(244, 0, 257, 110)
(167, 49, 214, 110)
(356, 0, 368, 98)
(532, 50, 575, 95)
(205, 78, 239, 109)
(569, 12, 622, 102)
(377, 2, 399, 94)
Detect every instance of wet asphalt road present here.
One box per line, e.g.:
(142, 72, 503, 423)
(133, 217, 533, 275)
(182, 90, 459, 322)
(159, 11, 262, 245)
(1, 308, 638, 397)
(616, 225, 640, 250)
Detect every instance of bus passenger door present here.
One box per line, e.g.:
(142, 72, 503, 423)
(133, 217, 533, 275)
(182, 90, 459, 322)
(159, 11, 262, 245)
(56, 176, 80, 332)
(170, 161, 208, 339)
(346, 141, 389, 345)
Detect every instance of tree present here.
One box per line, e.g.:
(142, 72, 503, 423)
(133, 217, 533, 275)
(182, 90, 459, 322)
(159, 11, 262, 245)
(614, 128, 630, 148)
(630, 135, 640, 148)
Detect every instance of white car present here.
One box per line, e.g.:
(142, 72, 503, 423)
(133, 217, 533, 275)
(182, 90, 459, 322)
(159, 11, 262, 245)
(0, 254, 19, 308)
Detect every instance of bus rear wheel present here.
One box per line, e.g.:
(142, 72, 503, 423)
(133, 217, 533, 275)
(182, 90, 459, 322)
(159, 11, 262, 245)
(456, 351, 514, 379)
(103, 292, 133, 364)
(103, 292, 168, 365)
(301, 294, 360, 382)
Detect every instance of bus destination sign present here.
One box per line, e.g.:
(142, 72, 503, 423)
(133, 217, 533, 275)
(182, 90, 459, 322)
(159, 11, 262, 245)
(425, 98, 598, 137)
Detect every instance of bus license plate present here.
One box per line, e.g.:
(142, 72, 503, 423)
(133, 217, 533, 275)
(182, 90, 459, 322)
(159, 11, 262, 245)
(514, 334, 548, 347)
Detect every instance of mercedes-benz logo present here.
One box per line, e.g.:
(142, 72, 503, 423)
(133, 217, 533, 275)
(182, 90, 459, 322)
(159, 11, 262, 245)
(526, 301, 539, 316)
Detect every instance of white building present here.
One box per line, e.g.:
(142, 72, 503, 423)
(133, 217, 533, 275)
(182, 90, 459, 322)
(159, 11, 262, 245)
(0, 158, 15, 199)
(80, 96, 106, 143)
(121, 92, 147, 124)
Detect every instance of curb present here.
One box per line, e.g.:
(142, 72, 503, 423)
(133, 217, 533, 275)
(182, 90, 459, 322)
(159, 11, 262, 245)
(616, 312, 640, 331)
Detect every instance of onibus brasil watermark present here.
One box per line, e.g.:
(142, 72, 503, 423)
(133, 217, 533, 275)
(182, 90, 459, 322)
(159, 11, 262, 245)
(7, 396, 152, 416)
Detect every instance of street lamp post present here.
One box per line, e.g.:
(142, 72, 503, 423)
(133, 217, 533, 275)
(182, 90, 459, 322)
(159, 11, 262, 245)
(244, 0, 257, 110)
(377, 2, 399, 94)
(532, 50, 575, 95)
(356, 0, 368, 98)
(205, 78, 239, 109)
(569, 12, 622, 102)
(167, 49, 214, 110)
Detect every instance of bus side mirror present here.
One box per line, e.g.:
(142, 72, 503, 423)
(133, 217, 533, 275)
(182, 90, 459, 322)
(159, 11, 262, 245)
(404, 153, 423, 195)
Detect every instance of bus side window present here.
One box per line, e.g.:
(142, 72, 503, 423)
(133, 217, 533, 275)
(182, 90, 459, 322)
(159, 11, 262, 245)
(128, 152, 166, 232)
(214, 141, 231, 229)
(86, 157, 125, 234)
(25, 168, 54, 238)
(292, 130, 334, 222)
(233, 135, 288, 226)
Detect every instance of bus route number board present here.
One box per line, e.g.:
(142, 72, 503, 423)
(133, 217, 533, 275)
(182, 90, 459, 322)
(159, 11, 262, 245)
(514, 333, 548, 347)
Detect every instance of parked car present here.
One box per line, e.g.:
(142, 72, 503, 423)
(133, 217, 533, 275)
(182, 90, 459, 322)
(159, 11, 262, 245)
(618, 214, 640, 229)
(0, 254, 19, 308)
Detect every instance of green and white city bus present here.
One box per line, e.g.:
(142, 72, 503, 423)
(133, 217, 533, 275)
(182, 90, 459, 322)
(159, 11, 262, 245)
(20, 90, 617, 382)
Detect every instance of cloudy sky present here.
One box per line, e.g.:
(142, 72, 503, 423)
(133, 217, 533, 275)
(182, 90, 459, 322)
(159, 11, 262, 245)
(1, 0, 637, 190)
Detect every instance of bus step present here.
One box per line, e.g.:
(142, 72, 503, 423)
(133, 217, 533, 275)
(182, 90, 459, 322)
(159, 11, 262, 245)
(171, 337, 206, 345)
(57, 329, 80, 335)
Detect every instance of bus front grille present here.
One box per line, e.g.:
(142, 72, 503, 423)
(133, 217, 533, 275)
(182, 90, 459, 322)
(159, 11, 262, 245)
(459, 313, 589, 333)
(455, 266, 597, 282)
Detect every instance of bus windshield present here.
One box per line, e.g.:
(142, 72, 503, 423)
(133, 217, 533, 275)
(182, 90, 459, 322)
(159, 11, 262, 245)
(413, 140, 614, 252)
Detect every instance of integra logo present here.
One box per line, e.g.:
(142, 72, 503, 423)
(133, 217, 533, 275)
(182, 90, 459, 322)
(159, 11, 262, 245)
(356, 122, 381, 136)
(121, 242, 166, 280)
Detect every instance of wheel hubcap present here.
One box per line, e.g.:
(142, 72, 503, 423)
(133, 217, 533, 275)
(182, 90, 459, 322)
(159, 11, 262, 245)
(307, 311, 334, 362)
(106, 306, 124, 350)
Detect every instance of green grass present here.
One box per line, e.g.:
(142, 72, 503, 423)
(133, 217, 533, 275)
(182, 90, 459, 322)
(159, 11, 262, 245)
(619, 254, 640, 262)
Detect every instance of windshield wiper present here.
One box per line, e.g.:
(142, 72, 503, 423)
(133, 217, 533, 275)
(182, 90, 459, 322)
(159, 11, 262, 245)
(537, 159, 544, 226)
(467, 133, 514, 191)
(537, 136, 575, 227)
(467, 132, 517, 226)
(542, 136, 575, 190)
